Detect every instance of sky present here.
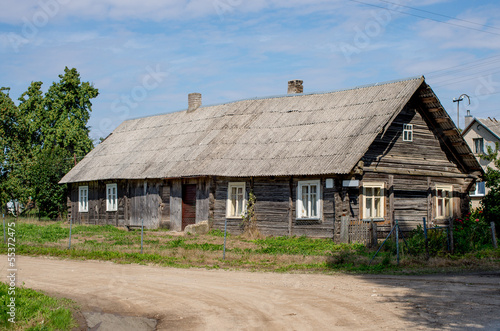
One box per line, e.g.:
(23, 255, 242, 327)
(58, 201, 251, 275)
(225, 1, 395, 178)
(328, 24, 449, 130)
(1, 0, 500, 142)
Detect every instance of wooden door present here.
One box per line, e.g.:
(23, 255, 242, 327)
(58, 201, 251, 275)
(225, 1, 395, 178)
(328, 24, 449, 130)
(182, 184, 197, 230)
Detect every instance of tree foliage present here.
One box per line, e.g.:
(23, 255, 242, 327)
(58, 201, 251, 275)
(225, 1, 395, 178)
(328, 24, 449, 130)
(0, 67, 98, 219)
(481, 142, 500, 233)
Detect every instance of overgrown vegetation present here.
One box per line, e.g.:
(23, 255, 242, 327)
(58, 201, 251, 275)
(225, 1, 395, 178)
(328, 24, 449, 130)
(241, 191, 260, 239)
(480, 142, 500, 234)
(0, 282, 76, 330)
(403, 208, 494, 257)
(1, 218, 499, 275)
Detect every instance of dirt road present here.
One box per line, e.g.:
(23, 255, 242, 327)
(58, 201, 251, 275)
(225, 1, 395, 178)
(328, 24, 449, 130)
(3, 255, 500, 330)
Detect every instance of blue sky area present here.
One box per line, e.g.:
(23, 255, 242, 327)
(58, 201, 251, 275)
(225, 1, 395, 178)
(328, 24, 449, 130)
(1, 0, 499, 141)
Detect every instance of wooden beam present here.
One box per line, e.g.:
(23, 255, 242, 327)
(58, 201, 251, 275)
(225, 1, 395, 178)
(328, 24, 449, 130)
(444, 129, 459, 136)
(422, 97, 438, 104)
(364, 166, 479, 179)
(435, 117, 450, 123)
(452, 142, 465, 147)
(427, 107, 442, 113)
(459, 154, 476, 159)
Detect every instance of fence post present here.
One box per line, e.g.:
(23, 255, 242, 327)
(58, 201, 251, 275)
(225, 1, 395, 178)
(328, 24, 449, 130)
(449, 219, 454, 255)
(141, 218, 144, 254)
(395, 220, 400, 265)
(223, 219, 228, 260)
(2, 214, 5, 244)
(340, 216, 349, 243)
(371, 220, 377, 248)
(423, 217, 429, 260)
(68, 217, 73, 249)
(491, 222, 498, 249)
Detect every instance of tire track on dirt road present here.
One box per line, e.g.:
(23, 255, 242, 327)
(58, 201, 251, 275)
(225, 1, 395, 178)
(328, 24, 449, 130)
(2, 255, 498, 330)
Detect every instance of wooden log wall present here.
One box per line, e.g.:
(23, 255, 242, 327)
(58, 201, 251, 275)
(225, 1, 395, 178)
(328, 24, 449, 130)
(212, 176, 340, 238)
(361, 103, 474, 236)
(69, 179, 169, 229)
(159, 181, 171, 228)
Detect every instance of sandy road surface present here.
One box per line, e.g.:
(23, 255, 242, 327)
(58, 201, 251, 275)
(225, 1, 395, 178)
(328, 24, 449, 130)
(2, 255, 500, 330)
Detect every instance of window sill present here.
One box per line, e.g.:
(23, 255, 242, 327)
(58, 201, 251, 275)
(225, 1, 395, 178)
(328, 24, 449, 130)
(295, 219, 322, 225)
(79, 211, 88, 213)
(362, 218, 385, 222)
(226, 216, 243, 219)
(469, 194, 485, 197)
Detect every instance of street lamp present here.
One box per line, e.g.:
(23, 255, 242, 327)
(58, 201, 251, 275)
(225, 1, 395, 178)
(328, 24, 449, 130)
(453, 94, 470, 130)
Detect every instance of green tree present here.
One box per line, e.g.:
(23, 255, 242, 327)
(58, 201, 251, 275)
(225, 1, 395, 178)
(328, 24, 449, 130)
(481, 142, 500, 234)
(0, 87, 31, 215)
(0, 68, 98, 219)
(42, 67, 97, 157)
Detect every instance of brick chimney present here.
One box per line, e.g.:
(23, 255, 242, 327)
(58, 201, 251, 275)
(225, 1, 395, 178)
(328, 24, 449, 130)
(188, 93, 202, 112)
(287, 80, 303, 94)
(464, 109, 473, 128)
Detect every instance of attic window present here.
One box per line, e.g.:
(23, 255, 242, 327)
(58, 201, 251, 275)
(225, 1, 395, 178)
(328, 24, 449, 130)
(473, 138, 484, 154)
(403, 124, 413, 142)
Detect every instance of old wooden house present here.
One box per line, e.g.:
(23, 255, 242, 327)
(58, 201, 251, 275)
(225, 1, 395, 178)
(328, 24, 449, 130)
(60, 76, 482, 239)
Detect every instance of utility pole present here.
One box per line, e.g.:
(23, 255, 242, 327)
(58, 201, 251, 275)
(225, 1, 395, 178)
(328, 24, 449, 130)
(453, 94, 470, 130)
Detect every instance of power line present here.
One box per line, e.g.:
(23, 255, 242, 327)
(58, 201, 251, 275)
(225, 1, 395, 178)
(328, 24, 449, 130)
(432, 69, 500, 88)
(431, 67, 500, 86)
(375, 0, 500, 32)
(425, 54, 500, 77)
(348, 0, 500, 36)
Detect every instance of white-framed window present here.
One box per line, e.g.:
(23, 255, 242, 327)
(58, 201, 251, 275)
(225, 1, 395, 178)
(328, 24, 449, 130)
(226, 182, 246, 218)
(363, 183, 385, 219)
(78, 186, 88, 212)
(436, 186, 453, 219)
(473, 138, 484, 154)
(403, 124, 413, 142)
(106, 183, 118, 212)
(297, 180, 321, 220)
(470, 182, 486, 197)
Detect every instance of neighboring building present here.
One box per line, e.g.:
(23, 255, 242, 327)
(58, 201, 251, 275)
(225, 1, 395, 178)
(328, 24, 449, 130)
(60, 76, 482, 239)
(462, 113, 500, 209)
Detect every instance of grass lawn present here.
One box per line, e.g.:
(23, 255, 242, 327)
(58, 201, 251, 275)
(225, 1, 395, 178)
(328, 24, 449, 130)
(0, 281, 77, 330)
(0, 217, 499, 274)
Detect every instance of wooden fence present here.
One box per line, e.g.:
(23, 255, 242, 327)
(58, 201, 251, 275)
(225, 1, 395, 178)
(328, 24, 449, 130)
(340, 216, 372, 245)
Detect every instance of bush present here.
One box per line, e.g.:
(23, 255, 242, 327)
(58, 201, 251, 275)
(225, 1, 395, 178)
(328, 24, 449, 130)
(453, 209, 492, 255)
(405, 225, 448, 257)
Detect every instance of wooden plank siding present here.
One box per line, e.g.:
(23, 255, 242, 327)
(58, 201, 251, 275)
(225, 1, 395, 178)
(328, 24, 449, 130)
(68, 179, 168, 229)
(212, 176, 341, 238)
(361, 104, 474, 235)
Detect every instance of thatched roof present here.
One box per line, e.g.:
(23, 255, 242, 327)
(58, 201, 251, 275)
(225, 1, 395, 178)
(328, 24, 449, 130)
(60, 76, 480, 183)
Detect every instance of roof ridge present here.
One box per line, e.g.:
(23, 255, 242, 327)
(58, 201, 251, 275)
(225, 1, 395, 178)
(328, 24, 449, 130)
(126, 75, 425, 122)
